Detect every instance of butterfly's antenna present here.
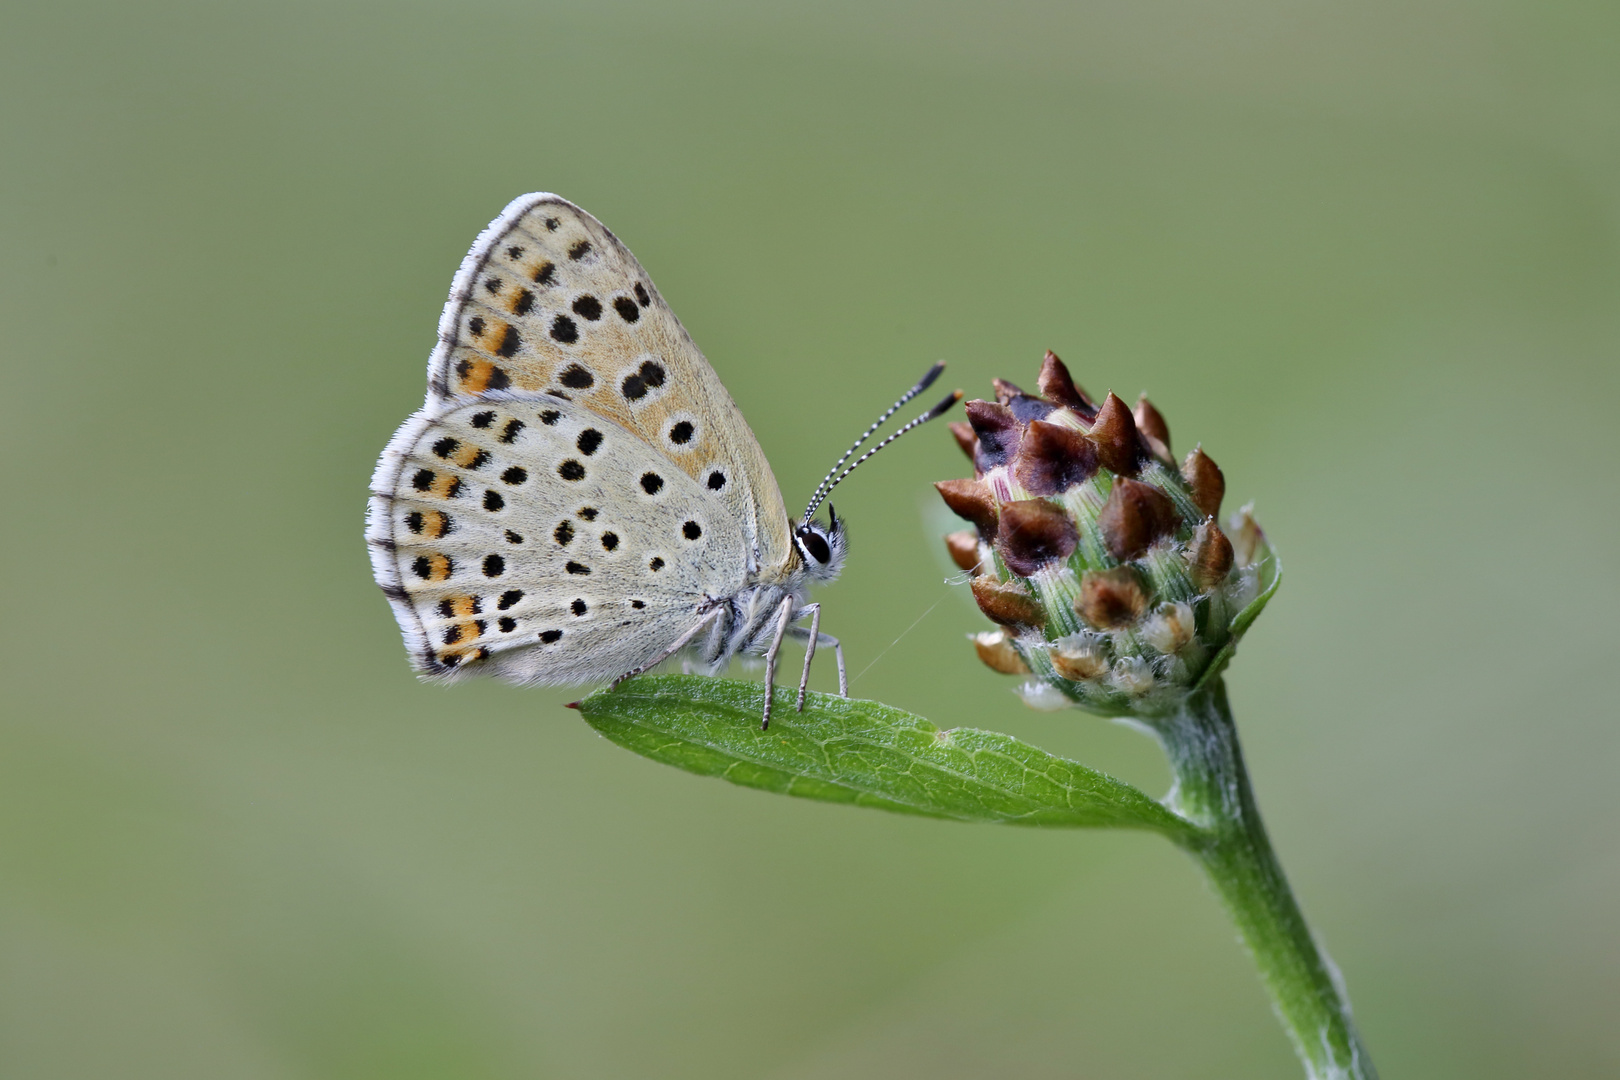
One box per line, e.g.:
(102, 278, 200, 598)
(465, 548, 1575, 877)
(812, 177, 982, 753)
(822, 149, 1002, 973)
(802, 362, 946, 519)
(803, 386, 962, 522)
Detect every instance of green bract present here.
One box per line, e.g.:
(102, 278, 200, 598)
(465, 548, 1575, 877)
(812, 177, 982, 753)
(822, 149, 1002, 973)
(939, 352, 1280, 718)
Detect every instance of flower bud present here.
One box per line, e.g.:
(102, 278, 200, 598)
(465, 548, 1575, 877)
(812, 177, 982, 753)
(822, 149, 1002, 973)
(1181, 446, 1225, 518)
(996, 498, 1079, 577)
(1037, 350, 1096, 414)
(1134, 395, 1173, 464)
(948, 421, 978, 466)
(1013, 420, 1097, 496)
(1077, 567, 1148, 629)
(938, 352, 1280, 717)
(972, 629, 1031, 674)
(944, 530, 983, 573)
(1097, 478, 1177, 562)
(1088, 392, 1143, 476)
(971, 574, 1046, 628)
(934, 478, 999, 538)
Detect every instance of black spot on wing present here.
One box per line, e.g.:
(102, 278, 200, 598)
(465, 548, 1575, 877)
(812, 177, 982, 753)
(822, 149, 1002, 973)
(640, 472, 663, 494)
(559, 364, 594, 388)
(572, 295, 602, 320)
(533, 261, 555, 285)
(551, 315, 578, 344)
(613, 296, 640, 322)
(539, 629, 562, 643)
(634, 283, 650, 306)
(568, 240, 591, 260)
(620, 359, 666, 402)
(495, 325, 521, 358)
(471, 411, 495, 428)
(558, 460, 586, 481)
(576, 429, 603, 455)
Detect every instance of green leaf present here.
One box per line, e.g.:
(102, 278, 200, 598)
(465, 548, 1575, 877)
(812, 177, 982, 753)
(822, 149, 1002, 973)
(576, 675, 1196, 838)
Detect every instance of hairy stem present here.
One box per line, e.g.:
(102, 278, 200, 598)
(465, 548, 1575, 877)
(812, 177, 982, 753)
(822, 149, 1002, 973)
(1157, 681, 1377, 1080)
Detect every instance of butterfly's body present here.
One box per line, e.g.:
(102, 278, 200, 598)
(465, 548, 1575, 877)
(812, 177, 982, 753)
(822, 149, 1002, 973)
(369, 193, 944, 724)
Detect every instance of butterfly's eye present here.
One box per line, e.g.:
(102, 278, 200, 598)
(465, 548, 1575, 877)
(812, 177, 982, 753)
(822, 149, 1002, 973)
(798, 527, 832, 565)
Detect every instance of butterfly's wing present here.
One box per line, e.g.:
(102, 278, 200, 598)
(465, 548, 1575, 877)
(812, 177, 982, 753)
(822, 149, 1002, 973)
(367, 392, 749, 683)
(424, 193, 794, 576)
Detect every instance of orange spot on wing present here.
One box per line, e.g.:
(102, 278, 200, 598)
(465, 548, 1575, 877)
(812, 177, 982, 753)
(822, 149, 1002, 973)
(426, 510, 452, 538)
(458, 359, 498, 393)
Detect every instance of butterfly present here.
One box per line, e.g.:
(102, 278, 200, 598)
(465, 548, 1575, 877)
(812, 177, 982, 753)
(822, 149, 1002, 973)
(366, 194, 959, 727)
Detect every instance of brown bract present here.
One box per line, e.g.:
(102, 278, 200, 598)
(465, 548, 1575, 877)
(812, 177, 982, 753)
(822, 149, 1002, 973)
(944, 530, 982, 572)
(947, 421, 978, 466)
(971, 575, 1047, 627)
(995, 498, 1079, 576)
(1134, 395, 1173, 464)
(1097, 477, 1177, 561)
(1013, 419, 1098, 495)
(1037, 350, 1096, 414)
(1188, 518, 1235, 589)
(964, 399, 1021, 469)
(1088, 392, 1143, 476)
(972, 630, 1031, 674)
(1076, 567, 1148, 629)
(934, 478, 999, 538)
(1181, 446, 1225, 519)
(992, 378, 1027, 404)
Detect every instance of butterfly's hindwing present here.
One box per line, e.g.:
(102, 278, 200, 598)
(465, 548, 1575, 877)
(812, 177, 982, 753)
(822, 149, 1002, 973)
(425, 194, 793, 574)
(368, 392, 750, 684)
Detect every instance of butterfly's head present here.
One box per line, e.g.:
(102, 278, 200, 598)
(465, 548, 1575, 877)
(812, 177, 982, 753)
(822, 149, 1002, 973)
(794, 504, 848, 584)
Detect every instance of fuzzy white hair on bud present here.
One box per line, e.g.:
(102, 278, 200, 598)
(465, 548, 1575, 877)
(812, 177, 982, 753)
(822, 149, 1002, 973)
(1015, 680, 1072, 711)
(1143, 602, 1196, 654)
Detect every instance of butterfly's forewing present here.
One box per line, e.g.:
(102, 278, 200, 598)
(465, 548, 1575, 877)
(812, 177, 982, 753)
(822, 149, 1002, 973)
(368, 393, 748, 682)
(426, 193, 793, 575)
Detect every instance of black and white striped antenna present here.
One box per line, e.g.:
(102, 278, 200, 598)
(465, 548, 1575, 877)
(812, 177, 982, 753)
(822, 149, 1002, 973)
(802, 362, 961, 523)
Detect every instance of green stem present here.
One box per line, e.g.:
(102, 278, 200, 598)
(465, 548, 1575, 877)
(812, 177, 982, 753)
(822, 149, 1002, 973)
(1156, 680, 1377, 1080)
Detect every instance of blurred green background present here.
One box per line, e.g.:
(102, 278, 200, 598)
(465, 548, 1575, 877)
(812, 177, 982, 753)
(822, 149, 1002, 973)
(3, 1, 1616, 1076)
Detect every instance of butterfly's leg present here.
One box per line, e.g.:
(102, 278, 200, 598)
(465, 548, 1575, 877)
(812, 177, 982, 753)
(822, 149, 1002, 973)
(795, 604, 821, 712)
(786, 625, 848, 699)
(830, 635, 848, 697)
(760, 595, 796, 730)
(610, 607, 722, 690)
